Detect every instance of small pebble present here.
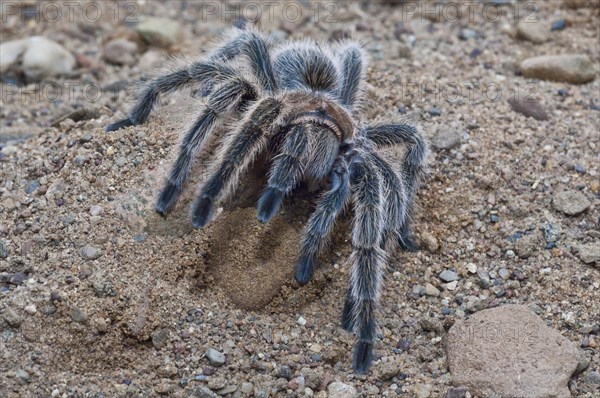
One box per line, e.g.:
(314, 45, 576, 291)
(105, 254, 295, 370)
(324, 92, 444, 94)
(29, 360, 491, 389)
(421, 232, 439, 252)
(2, 308, 23, 327)
(16, 369, 30, 382)
(439, 270, 460, 282)
(71, 308, 88, 323)
(205, 347, 226, 366)
(425, 283, 440, 297)
(24, 304, 37, 315)
(80, 244, 101, 260)
(458, 28, 478, 40)
(428, 107, 442, 117)
(430, 128, 461, 150)
(551, 19, 567, 31)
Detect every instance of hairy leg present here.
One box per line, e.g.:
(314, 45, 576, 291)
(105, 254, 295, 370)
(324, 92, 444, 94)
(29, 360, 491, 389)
(336, 43, 366, 109)
(156, 76, 258, 214)
(368, 152, 415, 251)
(362, 122, 427, 249)
(344, 154, 387, 374)
(295, 157, 351, 285)
(106, 29, 275, 132)
(191, 98, 282, 228)
(256, 124, 308, 223)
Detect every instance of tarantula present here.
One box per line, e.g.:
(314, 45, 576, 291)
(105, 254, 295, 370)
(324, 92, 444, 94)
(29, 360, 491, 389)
(106, 28, 427, 374)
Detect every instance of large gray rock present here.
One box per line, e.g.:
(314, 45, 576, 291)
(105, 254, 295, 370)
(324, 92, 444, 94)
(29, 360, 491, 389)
(0, 36, 76, 81)
(521, 54, 596, 84)
(446, 305, 579, 398)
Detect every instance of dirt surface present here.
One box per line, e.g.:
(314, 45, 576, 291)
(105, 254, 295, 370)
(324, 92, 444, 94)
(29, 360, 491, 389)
(1, 1, 599, 397)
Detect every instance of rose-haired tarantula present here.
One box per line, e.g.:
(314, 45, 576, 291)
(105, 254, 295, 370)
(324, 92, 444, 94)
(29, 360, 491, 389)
(106, 28, 427, 373)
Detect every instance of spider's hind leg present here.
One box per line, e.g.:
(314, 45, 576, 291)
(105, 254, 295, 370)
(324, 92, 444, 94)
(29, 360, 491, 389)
(363, 121, 427, 252)
(345, 155, 387, 374)
(191, 98, 282, 228)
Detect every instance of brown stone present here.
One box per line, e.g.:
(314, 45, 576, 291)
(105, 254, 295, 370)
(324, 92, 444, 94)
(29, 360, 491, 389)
(446, 305, 579, 398)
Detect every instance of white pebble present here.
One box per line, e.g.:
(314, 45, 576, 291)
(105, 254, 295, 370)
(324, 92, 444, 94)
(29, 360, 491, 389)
(297, 316, 307, 326)
(24, 304, 37, 314)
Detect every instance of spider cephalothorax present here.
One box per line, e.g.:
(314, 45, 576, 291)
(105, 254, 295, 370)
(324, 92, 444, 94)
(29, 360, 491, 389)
(106, 28, 428, 374)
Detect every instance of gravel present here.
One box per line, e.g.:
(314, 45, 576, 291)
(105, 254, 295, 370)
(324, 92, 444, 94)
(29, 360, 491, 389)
(0, 2, 597, 397)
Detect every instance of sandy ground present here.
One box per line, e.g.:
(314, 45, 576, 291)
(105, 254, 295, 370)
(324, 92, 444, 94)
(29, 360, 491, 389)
(1, 1, 599, 397)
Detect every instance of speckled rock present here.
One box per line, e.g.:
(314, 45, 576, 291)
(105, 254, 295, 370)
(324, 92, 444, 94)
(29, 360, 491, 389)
(327, 382, 357, 398)
(553, 190, 591, 215)
(577, 243, 599, 266)
(521, 54, 596, 84)
(447, 305, 579, 398)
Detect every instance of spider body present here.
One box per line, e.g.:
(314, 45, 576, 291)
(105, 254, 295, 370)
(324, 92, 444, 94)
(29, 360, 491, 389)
(106, 28, 427, 374)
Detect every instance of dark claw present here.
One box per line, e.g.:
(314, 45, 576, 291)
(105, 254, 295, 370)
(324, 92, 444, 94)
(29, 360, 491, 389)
(398, 224, 419, 252)
(256, 187, 284, 223)
(352, 341, 373, 374)
(192, 197, 213, 228)
(398, 234, 419, 252)
(294, 255, 315, 285)
(105, 118, 135, 132)
(156, 182, 182, 215)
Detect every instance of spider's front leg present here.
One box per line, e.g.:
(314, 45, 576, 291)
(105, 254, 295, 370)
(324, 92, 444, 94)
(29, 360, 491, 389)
(191, 98, 282, 228)
(256, 124, 308, 223)
(294, 156, 351, 284)
(344, 154, 387, 374)
(105, 29, 275, 132)
(156, 76, 258, 215)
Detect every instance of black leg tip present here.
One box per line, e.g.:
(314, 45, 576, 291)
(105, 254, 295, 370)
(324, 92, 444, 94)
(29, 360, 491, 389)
(105, 118, 135, 132)
(398, 234, 419, 252)
(352, 341, 373, 374)
(156, 182, 181, 216)
(192, 197, 213, 228)
(256, 187, 284, 224)
(294, 255, 315, 285)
